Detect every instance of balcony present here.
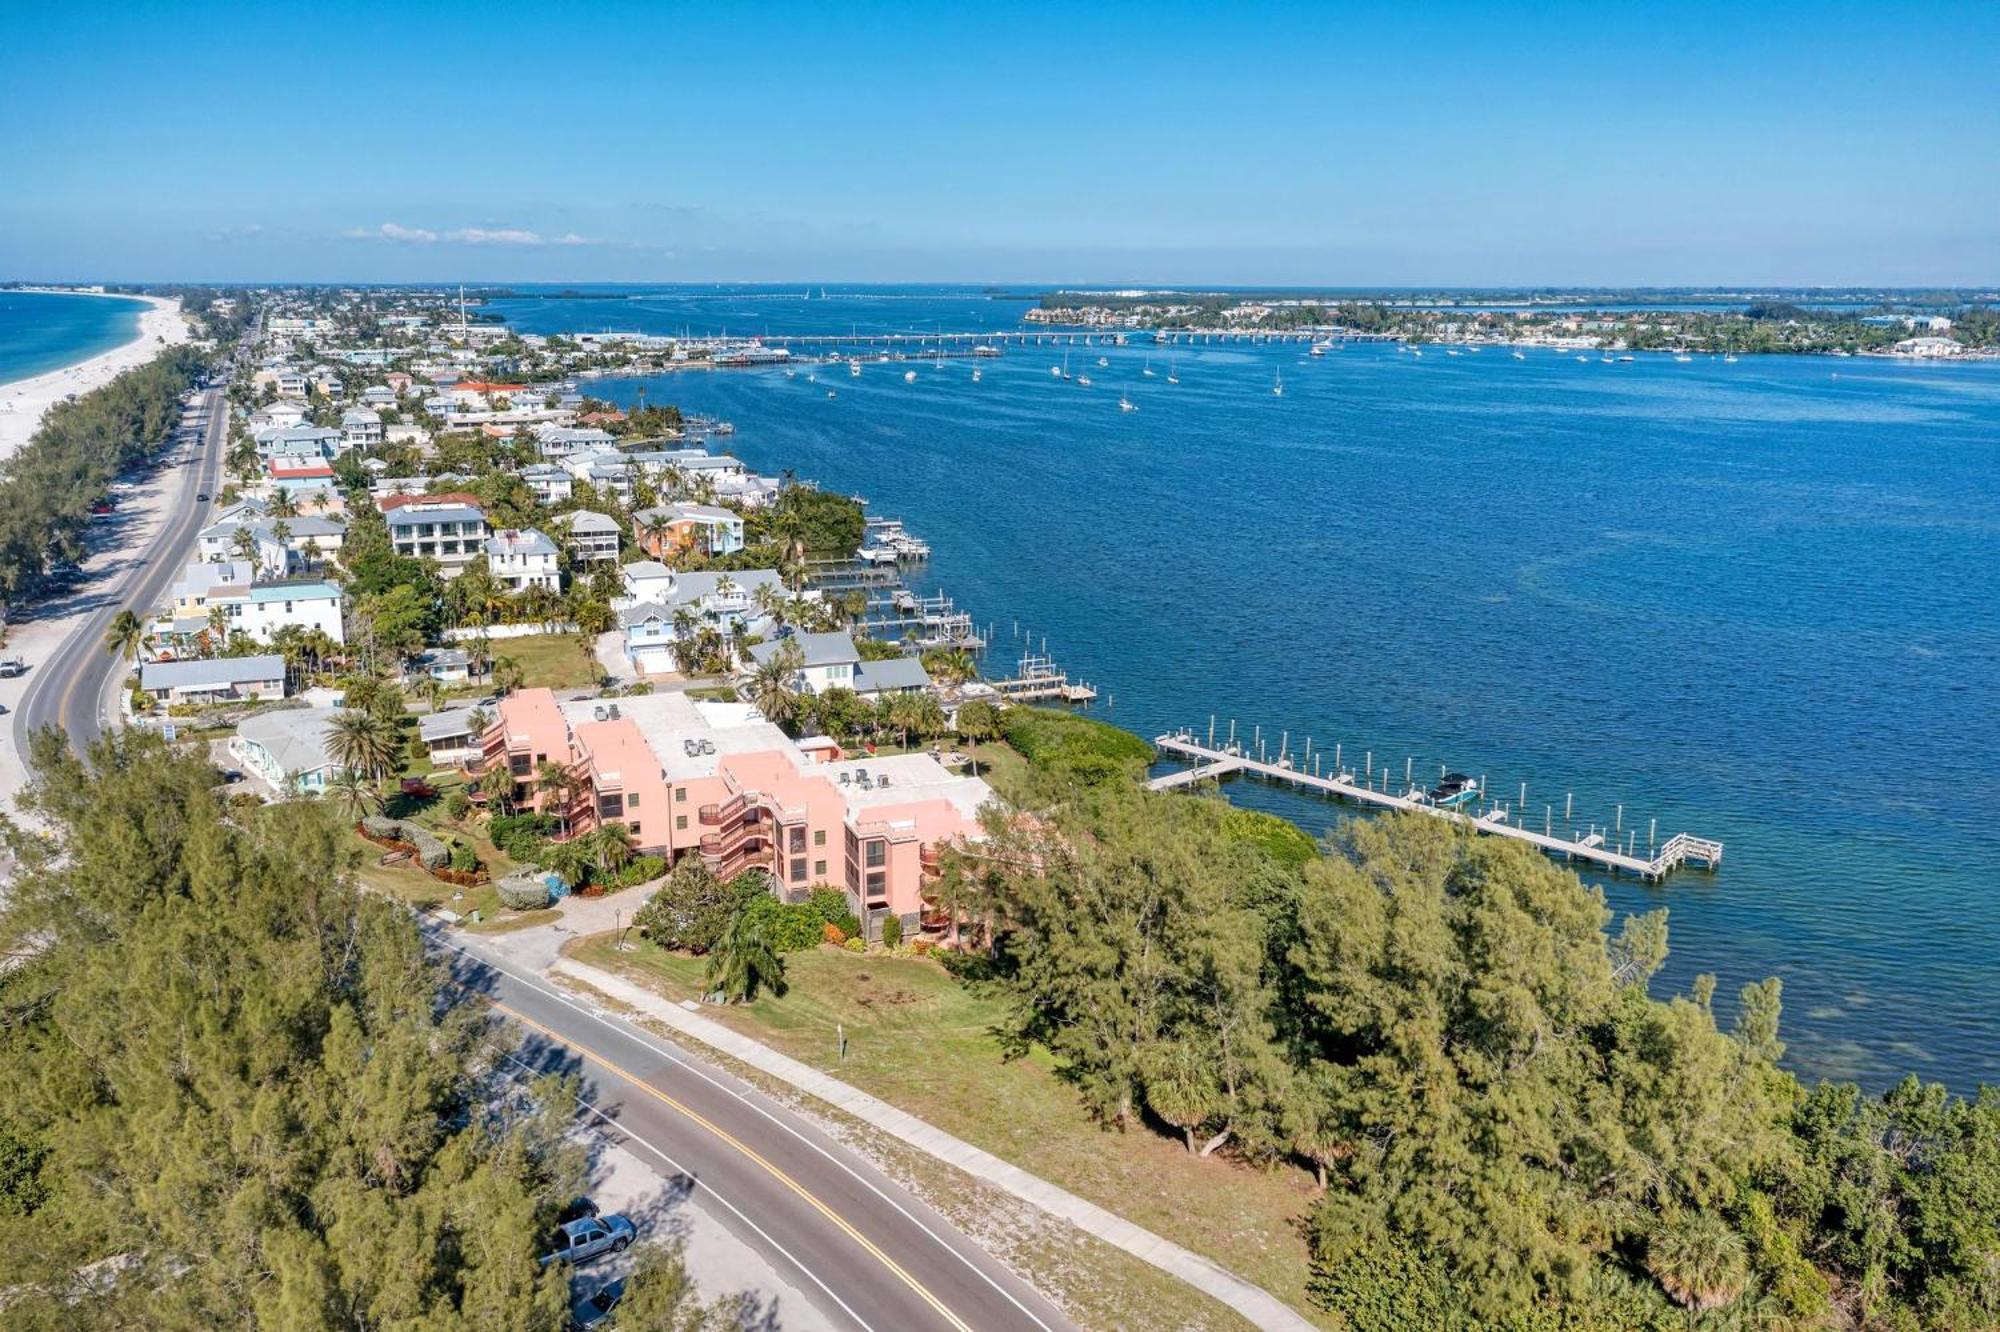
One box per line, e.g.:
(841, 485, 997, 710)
(919, 843, 944, 874)
(700, 835, 772, 878)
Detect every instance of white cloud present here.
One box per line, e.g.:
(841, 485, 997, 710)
(343, 221, 601, 247)
(447, 226, 544, 246)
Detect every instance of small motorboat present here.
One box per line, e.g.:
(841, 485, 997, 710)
(1428, 772, 1480, 808)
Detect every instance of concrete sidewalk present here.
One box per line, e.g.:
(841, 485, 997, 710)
(550, 953, 1316, 1332)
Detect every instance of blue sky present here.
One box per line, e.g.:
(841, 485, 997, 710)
(3, 1, 1995, 285)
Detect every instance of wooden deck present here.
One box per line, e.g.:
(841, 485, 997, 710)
(1150, 731, 1722, 882)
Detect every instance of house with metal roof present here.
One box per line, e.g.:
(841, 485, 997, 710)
(231, 709, 339, 794)
(140, 655, 287, 705)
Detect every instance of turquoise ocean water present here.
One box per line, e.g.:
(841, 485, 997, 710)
(490, 286, 2000, 1094)
(0, 290, 146, 385)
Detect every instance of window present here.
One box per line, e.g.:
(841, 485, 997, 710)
(598, 795, 623, 818)
(627, 792, 640, 809)
(789, 826, 806, 854)
(629, 823, 640, 837)
(676, 815, 687, 831)
(676, 787, 687, 803)
(814, 829, 826, 847)
(865, 872, 886, 899)
(814, 859, 827, 878)
(791, 858, 807, 882)
(865, 840, 886, 868)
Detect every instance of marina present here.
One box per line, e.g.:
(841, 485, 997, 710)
(1151, 726, 1723, 882)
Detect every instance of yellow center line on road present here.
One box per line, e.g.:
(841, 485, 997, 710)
(495, 997, 976, 1332)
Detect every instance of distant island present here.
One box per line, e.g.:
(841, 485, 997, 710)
(1030, 287, 2000, 358)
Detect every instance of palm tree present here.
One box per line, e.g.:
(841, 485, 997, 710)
(749, 643, 803, 728)
(705, 905, 787, 1004)
(921, 647, 976, 687)
(1645, 1212, 1749, 1314)
(269, 487, 299, 519)
(541, 836, 594, 892)
(492, 656, 525, 695)
(952, 699, 1000, 775)
(422, 675, 447, 714)
(327, 710, 395, 782)
(535, 758, 579, 831)
(102, 608, 143, 659)
(327, 767, 379, 822)
(231, 527, 261, 573)
(592, 822, 634, 877)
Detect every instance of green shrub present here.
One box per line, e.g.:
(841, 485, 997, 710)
(999, 707, 1152, 785)
(448, 842, 479, 874)
(494, 873, 551, 911)
(843, 936, 865, 953)
(489, 812, 558, 861)
(615, 854, 667, 887)
(1219, 806, 1319, 868)
(739, 895, 825, 953)
(444, 788, 472, 820)
(881, 914, 903, 950)
(804, 886, 861, 937)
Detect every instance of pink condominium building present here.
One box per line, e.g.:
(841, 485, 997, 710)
(475, 688, 992, 940)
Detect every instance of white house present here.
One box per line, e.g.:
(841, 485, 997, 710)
(618, 560, 678, 607)
(419, 705, 483, 766)
(485, 528, 560, 592)
(550, 509, 622, 564)
(383, 497, 488, 576)
(520, 463, 575, 504)
(536, 426, 616, 459)
(340, 406, 384, 448)
(254, 423, 340, 459)
(744, 631, 932, 700)
(212, 580, 346, 647)
(250, 399, 309, 430)
(1891, 336, 1964, 359)
(747, 631, 859, 696)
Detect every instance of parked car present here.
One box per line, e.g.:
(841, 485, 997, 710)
(570, 1279, 626, 1330)
(195, 491, 210, 502)
(539, 1213, 634, 1268)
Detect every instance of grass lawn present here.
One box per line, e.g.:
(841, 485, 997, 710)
(566, 935, 1330, 1326)
(489, 632, 603, 691)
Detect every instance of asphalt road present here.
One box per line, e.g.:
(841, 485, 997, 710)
(12, 383, 225, 755)
(440, 931, 1078, 1332)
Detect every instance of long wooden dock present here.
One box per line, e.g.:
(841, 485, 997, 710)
(1149, 731, 1722, 882)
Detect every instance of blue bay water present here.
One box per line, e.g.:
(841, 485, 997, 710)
(0, 290, 146, 384)
(492, 287, 2000, 1094)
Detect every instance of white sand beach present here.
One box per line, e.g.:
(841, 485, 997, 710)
(0, 291, 192, 462)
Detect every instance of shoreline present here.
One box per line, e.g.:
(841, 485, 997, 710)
(0, 292, 192, 463)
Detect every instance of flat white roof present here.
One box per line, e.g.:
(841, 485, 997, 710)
(558, 692, 792, 781)
(822, 753, 993, 821)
